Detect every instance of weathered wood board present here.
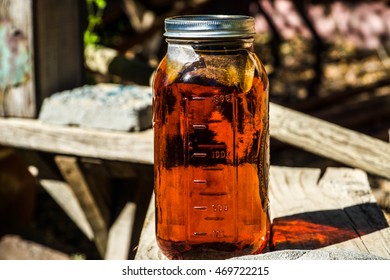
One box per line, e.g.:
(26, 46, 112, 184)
(0, 0, 35, 117)
(40, 179, 137, 260)
(0, 0, 84, 117)
(40, 179, 94, 241)
(269, 167, 390, 258)
(134, 166, 390, 260)
(55, 156, 108, 258)
(270, 103, 390, 180)
(33, 0, 84, 113)
(0, 102, 389, 179)
(0, 118, 154, 164)
(105, 202, 136, 260)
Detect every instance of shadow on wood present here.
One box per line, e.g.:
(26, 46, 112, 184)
(271, 202, 389, 250)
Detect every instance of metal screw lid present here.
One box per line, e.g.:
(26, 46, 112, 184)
(164, 15, 256, 38)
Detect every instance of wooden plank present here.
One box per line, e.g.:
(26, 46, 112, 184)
(55, 155, 108, 257)
(134, 194, 167, 260)
(269, 167, 390, 258)
(134, 166, 390, 260)
(40, 165, 142, 260)
(1, 0, 84, 117)
(79, 158, 112, 227)
(105, 202, 136, 260)
(0, 102, 389, 179)
(0, 118, 153, 164)
(40, 179, 94, 241)
(1, 0, 35, 117)
(317, 169, 390, 258)
(34, 0, 84, 112)
(270, 103, 390, 179)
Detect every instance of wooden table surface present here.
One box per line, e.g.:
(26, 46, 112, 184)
(135, 166, 390, 260)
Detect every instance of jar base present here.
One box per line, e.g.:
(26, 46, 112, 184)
(157, 238, 269, 260)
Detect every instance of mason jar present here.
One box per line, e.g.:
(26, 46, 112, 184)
(153, 15, 270, 259)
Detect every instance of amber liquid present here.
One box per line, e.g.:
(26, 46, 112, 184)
(153, 50, 270, 259)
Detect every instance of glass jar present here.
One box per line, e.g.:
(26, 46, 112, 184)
(153, 15, 270, 259)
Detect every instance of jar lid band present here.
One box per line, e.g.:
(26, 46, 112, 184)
(164, 15, 256, 38)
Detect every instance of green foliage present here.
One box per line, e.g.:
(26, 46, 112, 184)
(70, 253, 86, 260)
(84, 0, 107, 46)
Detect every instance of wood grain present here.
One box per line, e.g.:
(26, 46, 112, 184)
(40, 179, 94, 241)
(0, 118, 153, 164)
(135, 195, 168, 260)
(2, 0, 35, 117)
(55, 156, 108, 257)
(105, 202, 136, 260)
(34, 0, 84, 112)
(269, 167, 390, 257)
(1, 0, 84, 117)
(41, 175, 139, 260)
(270, 103, 390, 179)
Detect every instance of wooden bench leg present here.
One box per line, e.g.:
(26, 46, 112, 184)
(55, 155, 108, 257)
(105, 202, 136, 260)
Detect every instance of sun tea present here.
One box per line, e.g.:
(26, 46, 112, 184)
(153, 15, 270, 259)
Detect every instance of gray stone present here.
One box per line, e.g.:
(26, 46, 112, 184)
(230, 249, 386, 260)
(39, 84, 152, 131)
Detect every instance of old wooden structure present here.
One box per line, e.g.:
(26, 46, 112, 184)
(0, 0, 83, 117)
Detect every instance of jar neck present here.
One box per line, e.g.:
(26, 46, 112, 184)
(166, 37, 254, 52)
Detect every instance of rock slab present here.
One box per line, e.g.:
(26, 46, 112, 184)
(39, 84, 152, 131)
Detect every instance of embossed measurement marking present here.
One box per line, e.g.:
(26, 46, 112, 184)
(192, 152, 207, 158)
(192, 124, 207, 129)
(193, 232, 207, 236)
(191, 96, 206, 100)
(186, 92, 236, 242)
(202, 167, 223, 171)
(193, 179, 207, 184)
(205, 217, 224, 221)
(193, 206, 208, 210)
(200, 192, 228, 196)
